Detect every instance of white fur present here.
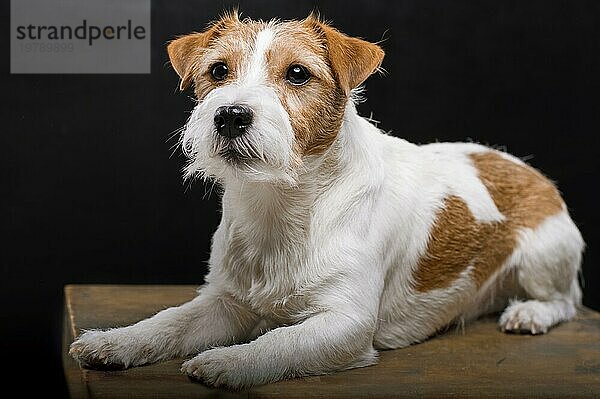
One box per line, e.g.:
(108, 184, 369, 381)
(70, 24, 584, 390)
(241, 28, 274, 86)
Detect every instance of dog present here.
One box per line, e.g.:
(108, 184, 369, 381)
(70, 12, 584, 390)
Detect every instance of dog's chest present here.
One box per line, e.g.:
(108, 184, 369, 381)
(218, 197, 323, 323)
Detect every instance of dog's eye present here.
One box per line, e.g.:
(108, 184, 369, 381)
(286, 64, 310, 85)
(210, 62, 228, 81)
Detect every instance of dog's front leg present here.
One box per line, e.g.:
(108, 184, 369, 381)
(182, 275, 382, 389)
(69, 285, 258, 369)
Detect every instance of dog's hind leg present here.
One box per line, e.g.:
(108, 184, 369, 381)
(498, 211, 584, 334)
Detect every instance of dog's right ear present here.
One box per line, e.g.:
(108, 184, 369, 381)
(167, 28, 218, 91)
(168, 11, 240, 90)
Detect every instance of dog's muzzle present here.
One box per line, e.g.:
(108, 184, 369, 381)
(214, 105, 254, 139)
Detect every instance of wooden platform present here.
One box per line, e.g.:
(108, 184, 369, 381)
(63, 285, 600, 398)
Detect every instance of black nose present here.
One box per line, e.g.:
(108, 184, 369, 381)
(214, 105, 253, 138)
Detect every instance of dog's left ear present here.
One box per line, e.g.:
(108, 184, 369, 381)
(305, 15, 385, 95)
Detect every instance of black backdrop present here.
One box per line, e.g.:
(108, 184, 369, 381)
(2, 0, 599, 395)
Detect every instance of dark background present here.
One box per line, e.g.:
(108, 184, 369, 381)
(2, 0, 599, 395)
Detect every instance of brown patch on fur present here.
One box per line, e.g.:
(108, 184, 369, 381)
(470, 152, 564, 228)
(414, 151, 565, 292)
(414, 195, 516, 291)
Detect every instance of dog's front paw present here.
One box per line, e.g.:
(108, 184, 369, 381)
(182, 345, 272, 390)
(69, 329, 144, 369)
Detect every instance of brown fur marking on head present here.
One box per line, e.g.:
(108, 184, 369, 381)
(167, 12, 241, 91)
(264, 19, 347, 157)
(167, 13, 384, 157)
(414, 151, 565, 292)
(304, 14, 385, 95)
(268, 15, 384, 156)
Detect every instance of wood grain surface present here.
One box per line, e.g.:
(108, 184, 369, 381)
(62, 284, 600, 398)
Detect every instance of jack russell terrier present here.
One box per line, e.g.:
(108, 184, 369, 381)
(70, 12, 584, 389)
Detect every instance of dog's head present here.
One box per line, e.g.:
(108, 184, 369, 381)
(168, 12, 384, 184)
